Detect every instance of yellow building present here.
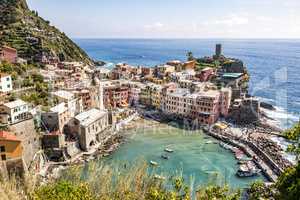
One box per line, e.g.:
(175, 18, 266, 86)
(151, 87, 161, 110)
(0, 131, 23, 161)
(140, 83, 162, 110)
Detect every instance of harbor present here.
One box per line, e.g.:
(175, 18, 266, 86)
(101, 122, 266, 188)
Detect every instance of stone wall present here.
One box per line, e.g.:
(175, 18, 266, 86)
(9, 118, 41, 168)
(0, 158, 25, 179)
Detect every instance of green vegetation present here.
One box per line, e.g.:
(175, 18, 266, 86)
(0, 0, 93, 65)
(186, 51, 195, 61)
(0, 161, 241, 200)
(20, 73, 51, 106)
(0, 61, 34, 80)
(284, 121, 300, 160)
(33, 181, 94, 200)
(275, 121, 300, 199)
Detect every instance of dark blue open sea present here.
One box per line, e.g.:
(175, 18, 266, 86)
(75, 39, 300, 128)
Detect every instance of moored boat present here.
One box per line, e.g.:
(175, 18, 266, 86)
(154, 174, 166, 180)
(161, 154, 169, 160)
(164, 148, 174, 153)
(150, 161, 158, 166)
(236, 161, 261, 177)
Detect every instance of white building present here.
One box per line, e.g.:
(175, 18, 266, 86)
(0, 73, 13, 93)
(52, 90, 81, 117)
(0, 99, 30, 124)
(74, 108, 110, 151)
(41, 102, 71, 133)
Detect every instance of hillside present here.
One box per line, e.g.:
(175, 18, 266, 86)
(0, 0, 94, 65)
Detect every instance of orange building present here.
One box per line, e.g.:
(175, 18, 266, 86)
(0, 131, 23, 161)
(183, 60, 196, 70)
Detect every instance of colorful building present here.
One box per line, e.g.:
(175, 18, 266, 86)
(104, 85, 129, 109)
(161, 86, 231, 125)
(196, 67, 215, 82)
(0, 131, 23, 161)
(0, 46, 17, 63)
(140, 83, 162, 109)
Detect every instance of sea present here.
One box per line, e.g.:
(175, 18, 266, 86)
(75, 39, 300, 129)
(74, 39, 300, 188)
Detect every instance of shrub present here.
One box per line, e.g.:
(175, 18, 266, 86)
(33, 181, 95, 200)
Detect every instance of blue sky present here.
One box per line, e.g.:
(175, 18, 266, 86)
(27, 0, 300, 39)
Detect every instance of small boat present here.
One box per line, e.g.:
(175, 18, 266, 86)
(236, 168, 261, 177)
(236, 162, 261, 177)
(164, 148, 174, 153)
(161, 154, 169, 160)
(154, 174, 166, 180)
(205, 140, 213, 144)
(150, 161, 158, 166)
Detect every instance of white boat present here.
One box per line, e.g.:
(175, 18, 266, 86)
(161, 154, 169, 160)
(164, 148, 174, 153)
(150, 161, 158, 166)
(236, 162, 261, 177)
(154, 174, 166, 180)
(205, 140, 214, 144)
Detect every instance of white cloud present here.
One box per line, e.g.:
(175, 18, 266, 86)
(256, 16, 273, 22)
(144, 22, 164, 29)
(211, 15, 249, 26)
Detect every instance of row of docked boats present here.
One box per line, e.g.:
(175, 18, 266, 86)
(219, 142, 261, 177)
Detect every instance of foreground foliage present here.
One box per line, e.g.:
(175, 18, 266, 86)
(0, 161, 241, 200)
(248, 120, 300, 200)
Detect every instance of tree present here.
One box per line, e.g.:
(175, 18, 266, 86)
(275, 120, 300, 200)
(187, 51, 194, 61)
(284, 121, 300, 161)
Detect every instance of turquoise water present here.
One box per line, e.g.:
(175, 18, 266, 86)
(103, 124, 265, 188)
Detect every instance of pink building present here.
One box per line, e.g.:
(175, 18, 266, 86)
(162, 87, 231, 125)
(0, 46, 17, 63)
(197, 67, 215, 82)
(104, 85, 130, 108)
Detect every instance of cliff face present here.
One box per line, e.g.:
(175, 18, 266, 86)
(0, 0, 94, 65)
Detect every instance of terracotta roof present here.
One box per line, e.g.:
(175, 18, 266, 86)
(1, 46, 17, 52)
(0, 131, 20, 141)
(0, 73, 10, 78)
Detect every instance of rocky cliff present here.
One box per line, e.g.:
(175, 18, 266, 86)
(0, 0, 94, 65)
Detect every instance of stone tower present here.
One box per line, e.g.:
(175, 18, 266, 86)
(215, 44, 222, 58)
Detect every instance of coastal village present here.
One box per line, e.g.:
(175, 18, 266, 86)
(0, 43, 294, 184)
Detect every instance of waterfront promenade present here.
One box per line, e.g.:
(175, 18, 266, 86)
(206, 128, 279, 182)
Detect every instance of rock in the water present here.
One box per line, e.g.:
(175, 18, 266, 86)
(261, 102, 276, 110)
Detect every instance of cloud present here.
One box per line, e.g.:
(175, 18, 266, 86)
(144, 22, 164, 29)
(211, 15, 249, 26)
(256, 16, 273, 22)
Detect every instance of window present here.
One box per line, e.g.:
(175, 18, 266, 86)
(7, 84, 10, 88)
(1, 154, 6, 160)
(0, 146, 5, 152)
(6, 77, 10, 81)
